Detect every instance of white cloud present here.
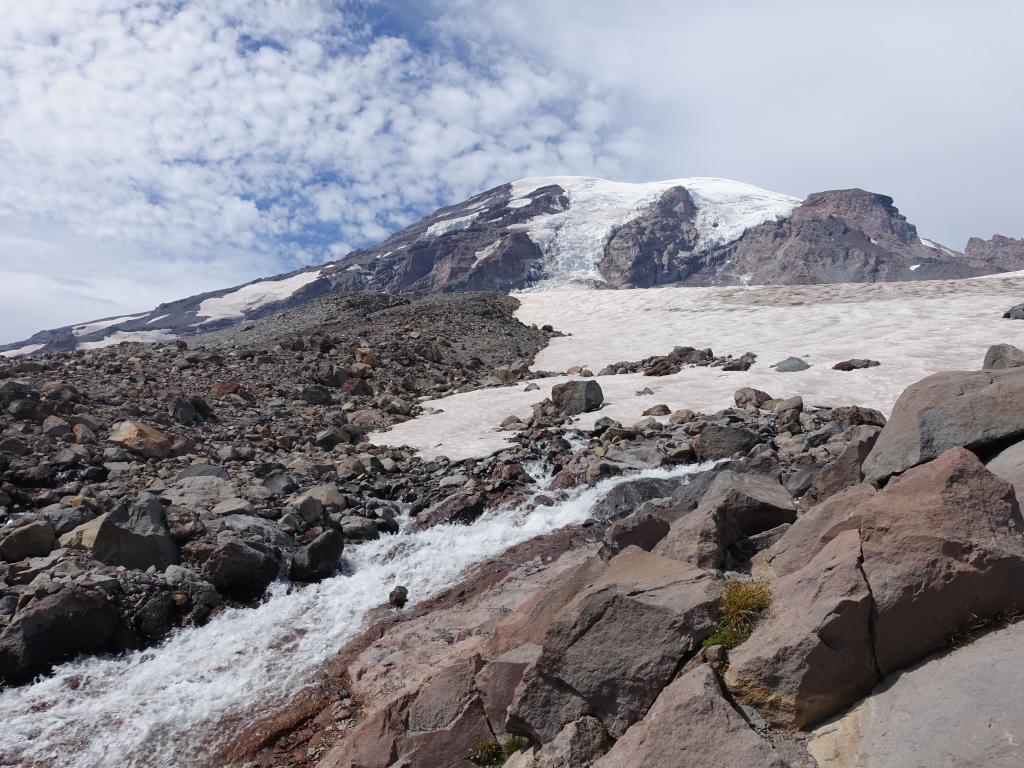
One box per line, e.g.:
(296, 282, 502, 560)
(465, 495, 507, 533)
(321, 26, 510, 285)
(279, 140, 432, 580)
(0, 0, 634, 342)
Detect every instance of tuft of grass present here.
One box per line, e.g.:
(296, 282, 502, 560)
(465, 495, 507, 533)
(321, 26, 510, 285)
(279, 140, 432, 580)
(503, 736, 530, 757)
(946, 609, 1020, 649)
(469, 736, 531, 766)
(703, 578, 772, 650)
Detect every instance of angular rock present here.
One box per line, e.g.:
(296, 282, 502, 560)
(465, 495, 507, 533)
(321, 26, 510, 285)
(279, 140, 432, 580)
(589, 476, 680, 522)
(982, 343, 1024, 370)
(550, 380, 604, 416)
(107, 420, 172, 459)
(832, 358, 880, 371)
(289, 529, 344, 582)
(0, 587, 119, 683)
(92, 493, 179, 571)
(694, 425, 760, 461)
(0, 520, 56, 562)
(734, 387, 772, 410)
(863, 368, 1024, 483)
(204, 539, 279, 600)
(696, 471, 796, 536)
(595, 665, 789, 768)
(987, 439, 1024, 495)
(725, 530, 877, 728)
(410, 492, 485, 531)
(507, 547, 721, 742)
(535, 716, 611, 768)
(805, 425, 881, 502)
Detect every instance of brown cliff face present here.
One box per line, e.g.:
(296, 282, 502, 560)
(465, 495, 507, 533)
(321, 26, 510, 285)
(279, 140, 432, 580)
(964, 234, 1024, 272)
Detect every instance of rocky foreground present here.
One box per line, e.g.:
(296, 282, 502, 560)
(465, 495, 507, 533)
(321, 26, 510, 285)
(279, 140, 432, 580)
(3, 289, 1024, 767)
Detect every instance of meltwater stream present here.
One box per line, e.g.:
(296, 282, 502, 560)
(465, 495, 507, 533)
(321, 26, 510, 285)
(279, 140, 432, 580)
(0, 464, 706, 767)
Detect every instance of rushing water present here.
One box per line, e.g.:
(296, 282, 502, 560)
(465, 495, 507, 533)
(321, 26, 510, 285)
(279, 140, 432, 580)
(0, 464, 707, 767)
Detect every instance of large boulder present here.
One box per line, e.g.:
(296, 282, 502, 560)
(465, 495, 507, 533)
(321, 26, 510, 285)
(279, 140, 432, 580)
(550, 380, 604, 416)
(507, 547, 721, 742)
(729, 448, 1024, 727)
(0, 520, 55, 562)
(588, 476, 681, 522)
(289, 529, 344, 582)
(204, 538, 279, 600)
(594, 665, 790, 768)
(861, 447, 1024, 674)
(410, 492, 485, 531)
(724, 530, 877, 728)
(107, 420, 172, 459)
(92, 493, 179, 570)
(0, 587, 119, 682)
(863, 368, 1024, 484)
(809, 622, 1024, 768)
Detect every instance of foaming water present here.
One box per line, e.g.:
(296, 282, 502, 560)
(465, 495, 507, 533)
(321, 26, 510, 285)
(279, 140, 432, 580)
(0, 464, 708, 767)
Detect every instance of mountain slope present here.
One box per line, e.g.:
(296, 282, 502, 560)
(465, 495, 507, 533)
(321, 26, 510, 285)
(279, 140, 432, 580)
(4, 176, 1022, 355)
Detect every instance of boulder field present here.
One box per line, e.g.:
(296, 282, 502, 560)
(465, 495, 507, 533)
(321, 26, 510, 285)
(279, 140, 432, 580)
(5, 288, 1024, 768)
(225, 350, 1024, 768)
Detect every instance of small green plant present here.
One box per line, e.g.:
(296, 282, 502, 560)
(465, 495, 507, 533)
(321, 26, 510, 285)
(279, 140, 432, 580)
(702, 578, 772, 650)
(503, 735, 530, 757)
(468, 736, 531, 765)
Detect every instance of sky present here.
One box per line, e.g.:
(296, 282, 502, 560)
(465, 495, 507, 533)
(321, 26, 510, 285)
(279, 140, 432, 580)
(1, 0, 1022, 342)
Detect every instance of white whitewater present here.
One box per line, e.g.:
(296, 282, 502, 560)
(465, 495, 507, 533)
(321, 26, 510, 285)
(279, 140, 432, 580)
(0, 464, 708, 767)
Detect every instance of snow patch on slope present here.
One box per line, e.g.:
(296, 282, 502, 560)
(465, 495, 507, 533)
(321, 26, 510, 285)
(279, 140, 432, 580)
(196, 270, 323, 322)
(72, 314, 147, 337)
(425, 212, 477, 238)
(0, 343, 45, 358)
(78, 330, 176, 350)
(508, 176, 799, 288)
(920, 237, 960, 257)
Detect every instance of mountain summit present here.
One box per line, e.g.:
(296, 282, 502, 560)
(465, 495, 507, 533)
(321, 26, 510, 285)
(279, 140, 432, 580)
(5, 176, 1024, 355)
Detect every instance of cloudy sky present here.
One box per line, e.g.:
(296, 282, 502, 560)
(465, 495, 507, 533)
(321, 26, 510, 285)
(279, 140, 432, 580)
(2, 0, 1022, 342)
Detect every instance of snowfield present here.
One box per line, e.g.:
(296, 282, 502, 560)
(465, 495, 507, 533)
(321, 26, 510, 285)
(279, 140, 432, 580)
(195, 270, 323, 322)
(372, 275, 1024, 461)
(508, 176, 800, 288)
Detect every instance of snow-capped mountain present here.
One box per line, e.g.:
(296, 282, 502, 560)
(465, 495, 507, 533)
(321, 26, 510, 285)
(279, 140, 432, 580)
(5, 176, 1024, 356)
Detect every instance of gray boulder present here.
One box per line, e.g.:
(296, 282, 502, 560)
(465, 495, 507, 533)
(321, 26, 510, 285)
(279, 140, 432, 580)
(773, 356, 810, 372)
(863, 368, 1024, 484)
(92, 493, 179, 571)
(290, 529, 344, 582)
(39, 503, 96, 537)
(694, 425, 760, 461)
(983, 343, 1024, 370)
(589, 476, 680, 522)
(1004, 302, 1024, 319)
(550, 380, 604, 416)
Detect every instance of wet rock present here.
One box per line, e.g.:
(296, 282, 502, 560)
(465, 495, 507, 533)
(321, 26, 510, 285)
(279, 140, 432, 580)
(411, 492, 486, 531)
(389, 585, 409, 608)
(290, 529, 344, 582)
(107, 420, 172, 459)
(595, 665, 789, 768)
(550, 380, 604, 416)
(204, 539, 279, 600)
(589, 476, 680, 522)
(0, 587, 119, 683)
(0, 520, 56, 561)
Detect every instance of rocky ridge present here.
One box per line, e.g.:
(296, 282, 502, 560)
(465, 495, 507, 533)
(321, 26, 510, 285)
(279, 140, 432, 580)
(6, 178, 1023, 357)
